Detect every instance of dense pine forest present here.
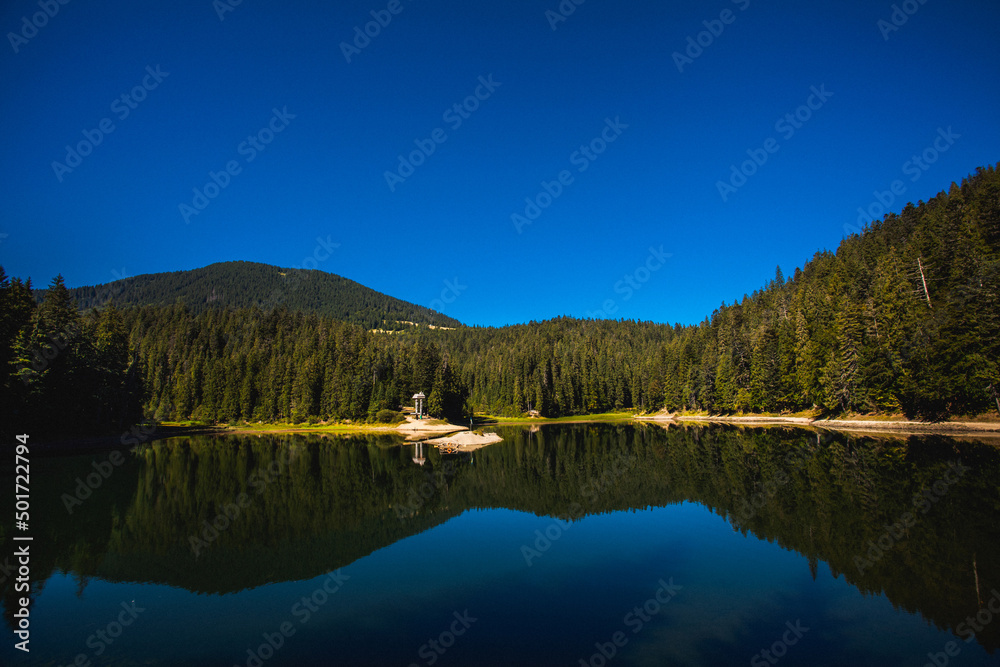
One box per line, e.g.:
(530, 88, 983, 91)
(444, 164, 999, 418)
(51, 260, 462, 330)
(2, 165, 997, 437)
(1, 274, 144, 439)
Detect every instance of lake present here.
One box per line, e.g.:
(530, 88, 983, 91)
(3, 423, 1000, 666)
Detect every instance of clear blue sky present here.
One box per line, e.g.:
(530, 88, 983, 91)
(2, 0, 998, 327)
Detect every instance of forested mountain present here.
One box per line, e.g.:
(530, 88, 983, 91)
(2, 165, 998, 437)
(638, 163, 999, 418)
(117, 304, 469, 424)
(429, 164, 999, 418)
(123, 307, 666, 424)
(48, 261, 462, 330)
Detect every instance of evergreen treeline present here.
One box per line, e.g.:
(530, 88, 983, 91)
(118, 304, 468, 424)
(52, 260, 461, 330)
(3, 165, 998, 431)
(1, 272, 144, 439)
(432, 318, 671, 415)
(638, 164, 999, 417)
(435, 165, 1000, 418)
(121, 308, 668, 422)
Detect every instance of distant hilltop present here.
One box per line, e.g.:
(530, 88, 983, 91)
(46, 261, 462, 330)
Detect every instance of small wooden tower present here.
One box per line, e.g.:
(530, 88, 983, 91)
(412, 392, 426, 418)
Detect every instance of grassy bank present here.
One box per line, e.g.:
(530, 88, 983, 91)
(473, 411, 638, 425)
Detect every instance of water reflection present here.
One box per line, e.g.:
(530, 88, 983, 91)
(2, 424, 999, 651)
(412, 441, 427, 466)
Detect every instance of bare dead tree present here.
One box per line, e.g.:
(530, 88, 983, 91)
(917, 256, 932, 308)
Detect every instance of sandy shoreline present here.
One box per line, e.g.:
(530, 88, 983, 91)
(33, 411, 999, 453)
(424, 431, 504, 451)
(635, 414, 1000, 436)
(396, 416, 506, 449)
(395, 419, 466, 438)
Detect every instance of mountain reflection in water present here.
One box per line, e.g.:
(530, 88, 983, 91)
(2, 423, 999, 664)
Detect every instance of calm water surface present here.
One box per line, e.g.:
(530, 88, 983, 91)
(3, 423, 1000, 666)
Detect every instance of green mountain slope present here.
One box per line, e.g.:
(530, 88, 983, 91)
(5, 165, 998, 436)
(54, 261, 462, 329)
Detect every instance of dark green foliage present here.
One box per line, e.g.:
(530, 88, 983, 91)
(430, 164, 997, 419)
(374, 409, 404, 423)
(0, 268, 35, 431)
(4, 165, 998, 433)
(114, 304, 464, 424)
(110, 308, 666, 423)
(427, 356, 467, 422)
(50, 261, 461, 330)
(424, 318, 672, 417)
(636, 165, 1000, 418)
(1, 275, 144, 440)
(4, 426, 999, 650)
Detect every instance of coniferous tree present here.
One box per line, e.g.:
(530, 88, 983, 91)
(4, 165, 999, 438)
